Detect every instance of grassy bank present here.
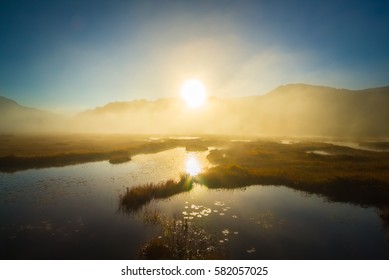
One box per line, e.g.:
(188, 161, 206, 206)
(198, 141, 389, 208)
(0, 134, 225, 172)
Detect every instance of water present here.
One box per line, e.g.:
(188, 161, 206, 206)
(306, 150, 332, 155)
(162, 185, 388, 259)
(1, 148, 388, 259)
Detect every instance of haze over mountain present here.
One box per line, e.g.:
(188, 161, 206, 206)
(0, 96, 64, 133)
(1, 84, 389, 138)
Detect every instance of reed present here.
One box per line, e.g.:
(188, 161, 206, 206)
(119, 174, 193, 213)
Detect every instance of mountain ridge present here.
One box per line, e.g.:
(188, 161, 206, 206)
(1, 83, 389, 137)
(0, 95, 19, 107)
(0, 95, 64, 134)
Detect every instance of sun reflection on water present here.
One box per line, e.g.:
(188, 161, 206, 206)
(185, 153, 202, 176)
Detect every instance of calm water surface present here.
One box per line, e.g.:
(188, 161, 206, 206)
(1, 148, 388, 259)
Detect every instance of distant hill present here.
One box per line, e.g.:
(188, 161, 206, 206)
(0, 96, 64, 133)
(0, 96, 19, 107)
(229, 84, 389, 137)
(1, 84, 389, 137)
(71, 84, 389, 137)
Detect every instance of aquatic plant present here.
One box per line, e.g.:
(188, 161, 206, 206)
(119, 174, 193, 213)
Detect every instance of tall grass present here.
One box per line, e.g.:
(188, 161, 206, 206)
(119, 174, 193, 213)
(138, 212, 228, 260)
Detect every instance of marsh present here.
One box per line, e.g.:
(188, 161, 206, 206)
(1, 135, 388, 259)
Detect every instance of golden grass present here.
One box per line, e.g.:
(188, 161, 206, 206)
(0, 134, 225, 172)
(119, 174, 193, 213)
(198, 141, 389, 208)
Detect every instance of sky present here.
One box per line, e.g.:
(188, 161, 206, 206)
(1, 0, 389, 112)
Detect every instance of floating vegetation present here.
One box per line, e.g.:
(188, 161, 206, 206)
(200, 208, 212, 216)
(246, 247, 256, 254)
(119, 174, 193, 213)
(181, 204, 212, 220)
(214, 201, 225, 206)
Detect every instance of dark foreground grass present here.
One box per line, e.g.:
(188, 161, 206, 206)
(138, 211, 227, 260)
(119, 174, 193, 213)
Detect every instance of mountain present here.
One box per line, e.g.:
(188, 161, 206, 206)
(71, 84, 389, 137)
(0, 96, 19, 107)
(1, 84, 389, 137)
(230, 84, 389, 137)
(0, 96, 64, 133)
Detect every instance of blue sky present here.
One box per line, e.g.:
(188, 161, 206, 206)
(1, 0, 388, 112)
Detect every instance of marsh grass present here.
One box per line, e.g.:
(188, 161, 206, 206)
(2, 135, 389, 221)
(185, 142, 208, 151)
(199, 141, 389, 208)
(108, 152, 131, 164)
(138, 211, 227, 259)
(119, 174, 193, 213)
(0, 134, 224, 172)
(0, 152, 113, 172)
(0, 150, 132, 172)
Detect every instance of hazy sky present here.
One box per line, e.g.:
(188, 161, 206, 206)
(1, 0, 388, 112)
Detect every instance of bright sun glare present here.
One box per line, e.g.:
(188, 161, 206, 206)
(185, 154, 202, 176)
(180, 79, 207, 108)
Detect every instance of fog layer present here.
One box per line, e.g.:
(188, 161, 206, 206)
(1, 84, 388, 138)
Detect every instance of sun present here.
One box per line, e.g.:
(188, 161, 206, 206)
(185, 153, 202, 176)
(180, 79, 207, 108)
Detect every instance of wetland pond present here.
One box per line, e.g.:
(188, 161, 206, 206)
(1, 147, 388, 259)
